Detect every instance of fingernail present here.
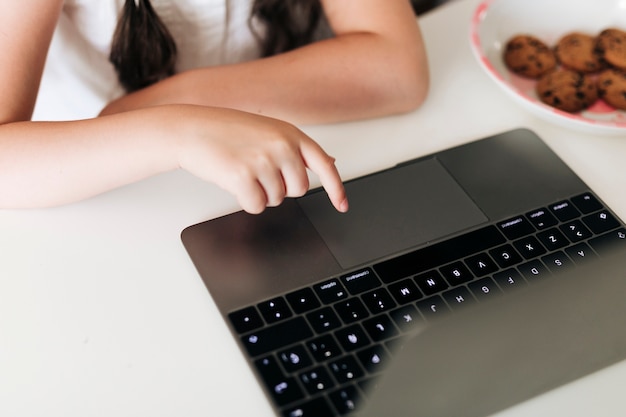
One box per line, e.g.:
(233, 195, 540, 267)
(339, 198, 349, 213)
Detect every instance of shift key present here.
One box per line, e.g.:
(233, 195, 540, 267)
(242, 316, 313, 357)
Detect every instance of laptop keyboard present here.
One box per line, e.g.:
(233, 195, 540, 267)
(228, 192, 626, 417)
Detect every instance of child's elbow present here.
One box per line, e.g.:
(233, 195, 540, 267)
(396, 75, 429, 114)
(389, 59, 430, 115)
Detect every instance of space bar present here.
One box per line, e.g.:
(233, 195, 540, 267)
(373, 225, 505, 283)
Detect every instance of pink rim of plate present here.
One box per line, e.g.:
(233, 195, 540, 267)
(469, 0, 626, 131)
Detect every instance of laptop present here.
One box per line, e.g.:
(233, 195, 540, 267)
(181, 128, 626, 416)
(358, 244, 626, 417)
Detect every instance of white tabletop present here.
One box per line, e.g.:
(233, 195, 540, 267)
(2, 0, 626, 416)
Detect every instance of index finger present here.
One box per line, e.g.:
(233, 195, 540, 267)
(300, 139, 349, 213)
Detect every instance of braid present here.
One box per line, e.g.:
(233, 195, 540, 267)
(109, 0, 322, 92)
(250, 0, 323, 57)
(109, 0, 177, 92)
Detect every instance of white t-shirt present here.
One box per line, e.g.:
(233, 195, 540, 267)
(33, 0, 263, 120)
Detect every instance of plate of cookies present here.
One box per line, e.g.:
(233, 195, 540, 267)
(470, 0, 626, 135)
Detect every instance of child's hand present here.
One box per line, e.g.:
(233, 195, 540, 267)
(174, 106, 348, 214)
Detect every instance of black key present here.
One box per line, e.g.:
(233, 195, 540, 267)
(255, 355, 304, 406)
(286, 287, 321, 314)
(414, 270, 448, 295)
(335, 298, 370, 324)
(560, 220, 592, 242)
(571, 193, 602, 214)
(443, 286, 476, 310)
(513, 236, 547, 259)
(282, 397, 334, 417)
(362, 288, 396, 313)
(314, 279, 348, 304)
(541, 251, 573, 273)
(582, 211, 620, 234)
(277, 345, 313, 373)
(328, 355, 365, 384)
(335, 324, 370, 351)
(306, 307, 342, 333)
(489, 244, 523, 268)
(417, 295, 450, 319)
(341, 268, 381, 295)
(468, 277, 502, 301)
(440, 261, 474, 286)
(329, 385, 362, 415)
(537, 228, 569, 251)
(229, 306, 264, 334)
(307, 334, 342, 362)
(589, 228, 626, 254)
(465, 252, 498, 277)
(268, 377, 303, 406)
(389, 304, 424, 332)
(518, 260, 550, 281)
(373, 226, 505, 283)
(498, 216, 535, 239)
(255, 355, 285, 385)
(258, 297, 292, 324)
(493, 268, 526, 291)
(356, 344, 389, 373)
(242, 317, 313, 357)
(388, 278, 423, 304)
(299, 366, 335, 394)
(565, 242, 597, 264)
(362, 314, 399, 342)
(550, 200, 581, 221)
(526, 207, 558, 229)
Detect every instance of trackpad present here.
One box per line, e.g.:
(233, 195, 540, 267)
(298, 158, 487, 269)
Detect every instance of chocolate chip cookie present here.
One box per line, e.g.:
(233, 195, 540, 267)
(595, 28, 626, 71)
(504, 35, 557, 78)
(536, 68, 598, 112)
(554, 32, 604, 73)
(597, 68, 626, 110)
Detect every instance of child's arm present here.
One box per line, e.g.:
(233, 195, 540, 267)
(100, 0, 429, 124)
(0, 106, 347, 212)
(0, 0, 64, 124)
(0, 4, 346, 212)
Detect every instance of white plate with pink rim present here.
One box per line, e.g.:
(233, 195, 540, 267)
(469, 0, 626, 136)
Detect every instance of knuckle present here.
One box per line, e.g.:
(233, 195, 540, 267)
(229, 165, 255, 188)
(289, 178, 309, 197)
(269, 135, 298, 157)
(267, 184, 287, 207)
(267, 195, 285, 207)
(321, 153, 336, 167)
(253, 152, 275, 172)
(240, 193, 266, 214)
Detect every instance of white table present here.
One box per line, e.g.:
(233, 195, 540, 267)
(2, 0, 626, 415)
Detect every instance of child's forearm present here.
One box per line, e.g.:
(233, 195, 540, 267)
(0, 110, 177, 208)
(0, 105, 347, 213)
(103, 33, 427, 124)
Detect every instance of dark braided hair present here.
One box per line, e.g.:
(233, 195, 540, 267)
(110, 0, 323, 92)
(251, 0, 323, 57)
